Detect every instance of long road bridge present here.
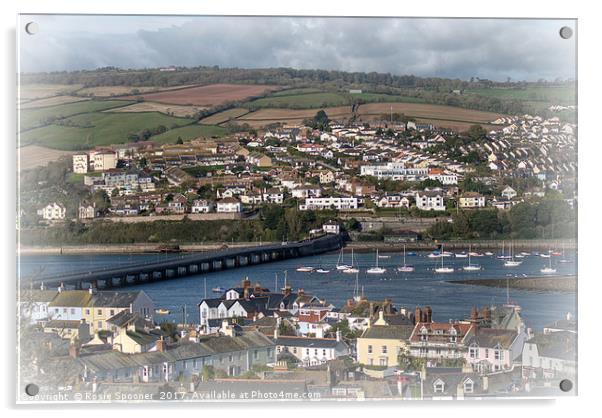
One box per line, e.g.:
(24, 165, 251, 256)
(25, 234, 344, 291)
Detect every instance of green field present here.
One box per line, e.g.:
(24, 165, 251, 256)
(351, 92, 428, 104)
(248, 92, 350, 109)
(20, 112, 194, 150)
(150, 124, 227, 144)
(466, 86, 576, 106)
(20, 100, 134, 131)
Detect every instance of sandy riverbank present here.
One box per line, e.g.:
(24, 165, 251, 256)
(448, 275, 577, 292)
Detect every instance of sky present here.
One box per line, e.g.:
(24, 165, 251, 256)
(18, 15, 576, 81)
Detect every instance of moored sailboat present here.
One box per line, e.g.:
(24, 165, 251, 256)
(397, 245, 415, 272)
(367, 249, 387, 274)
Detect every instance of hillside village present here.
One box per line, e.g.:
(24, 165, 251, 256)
(25, 111, 577, 243)
(20, 277, 576, 400)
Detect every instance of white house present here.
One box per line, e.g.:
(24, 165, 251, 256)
(322, 220, 340, 235)
(299, 197, 358, 211)
(38, 202, 66, 220)
(191, 199, 213, 213)
(501, 186, 518, 199)
(458, 193, 486, 209)
(72, 154, 89, 174)
(216, 197, 242, 213)
(521, 332, 576, 380)
(465, 329, 526, 374)
(415, 192, 445, 211)
(19, 289, 58, 324)
(273, 333, 350, 367)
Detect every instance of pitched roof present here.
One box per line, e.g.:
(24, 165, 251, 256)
(361, 324, 414, 340)
(90, 291, 143, 308)
(465, 329, 518, 349)
(48, 291, 93, 308)
(274, 336, 343, 349)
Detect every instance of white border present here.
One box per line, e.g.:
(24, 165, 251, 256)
(2, 1, 600, 416)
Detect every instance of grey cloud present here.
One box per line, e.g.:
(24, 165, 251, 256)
(19, 16, 575, 81)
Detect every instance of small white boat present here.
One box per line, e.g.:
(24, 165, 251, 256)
(397, 245, 415, 272)
(155, 308, 170, 315)
(462, 246, 481, 271)
(296, 266, 314, 272)
(212, 287, 225, 293)
(367, 249, 387, 274)
(469, 252, 483, 257)
(427, 252, 442, 258)
(515, 254, 525, 259)
(520, 252, 531, 256)
(455, 253, 468, 258)
(485, 251, 494, 256)
(335, 248, 352, 270)
(316, 268, 330, 274)
(378, 254, 391, 259)
(540, 255, 556, 274)
(342, 249, 359, 273)
(441, 251, 453, 257)
(434, 244, 454, 273)
(559, 259, 572, 264)
(540, 254, 551, 258)
(463, 265, 481, 271)
(504, 260, 522, 267)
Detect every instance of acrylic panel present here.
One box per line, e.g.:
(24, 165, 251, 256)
(16, 14, 577, 403)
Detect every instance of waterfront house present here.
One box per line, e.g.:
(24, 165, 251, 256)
(216, 197, 242, 213)
(83, 290, 155, 333)
(38, 202, 66, 221)
(521, 331, 576, 380)
(464, 328, 525, 373)
(408, 321, 475, 361)
(191, 199, 214, 213)
(19, 289, 59, 324)
(48, 290, 93, 321)
(322, 220, 340, 235)
(415, 191, 445, 211)
(458, 192, 486, 209)
(274, 332, 349, 367)
(356, 310, 414, 367)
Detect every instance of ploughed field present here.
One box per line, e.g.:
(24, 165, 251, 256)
(122, 83, 280, 106)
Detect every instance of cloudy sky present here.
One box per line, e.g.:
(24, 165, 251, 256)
(18, 15, 576, 81)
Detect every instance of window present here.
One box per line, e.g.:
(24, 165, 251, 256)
(70, 308, 75, 315)
(485, 349, 489, 358)
(97, 309, 102, 316)
(322, 349, 326, 356)
(63, 308, 67, 313)
(469, 347, 477, 358)
(85, 309, 90, 315)
(464, 379, 474, 393)
(293, 347, 297, 354)
(368, 345, 373, 354)
(97, 321, 102, 329)
(381, 345, 387, 354)
(379, 358, 387, 366)
(434, 380, 445, 394)
(495, 350, 502, 361)
(450, 335, 457, 343)
(110, 310, 115, 316)
(314, 349, 318, 355)
(254, 350, 258, 359)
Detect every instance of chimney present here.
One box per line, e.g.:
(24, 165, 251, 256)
(40, 282, 45, 291)
(470, 306, 479, 322)
(283, 285, 292, 296)
(254, 282, 262, 293)
(156, 336, 166, 352)
(346, 299, 354, 308)
(58, 283, 65, 293)
(242, 277, 251, 289)
(415, 306, 422, 324)
(298, 288, 305, 296)
(69, 342, 80, 358)
(425, 306, 433, 323)
(243, 287, 250, 300)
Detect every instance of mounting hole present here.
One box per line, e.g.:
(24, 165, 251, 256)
(559, 26, 573, 40)
(559, 379, 573, 392)
(25, 22, 39, 35)
(25, 383, 39, 396)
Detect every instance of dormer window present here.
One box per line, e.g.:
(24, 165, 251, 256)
(433, 379, 445, 394)
(469, 345, 478, 359)
(463, 378, 474, 394)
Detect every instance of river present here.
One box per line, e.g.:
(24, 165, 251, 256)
(19, 248, 577, 331)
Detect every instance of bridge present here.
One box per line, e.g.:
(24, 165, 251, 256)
(25, 234, 344, 291)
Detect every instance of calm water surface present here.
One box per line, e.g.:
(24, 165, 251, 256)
(19, 249, 577, 330)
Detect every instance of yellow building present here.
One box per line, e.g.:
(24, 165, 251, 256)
(356, 311, 414, 367)
(82, 290, 154, 333)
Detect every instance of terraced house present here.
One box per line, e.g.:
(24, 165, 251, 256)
(77, 330, 275, 383)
